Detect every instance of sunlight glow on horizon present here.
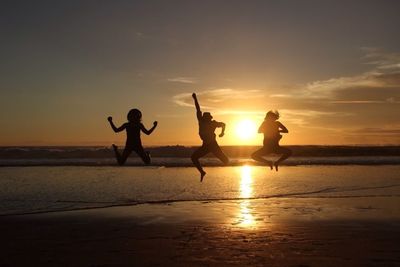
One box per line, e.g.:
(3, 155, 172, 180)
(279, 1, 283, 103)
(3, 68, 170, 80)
(234, 119, 258, 144)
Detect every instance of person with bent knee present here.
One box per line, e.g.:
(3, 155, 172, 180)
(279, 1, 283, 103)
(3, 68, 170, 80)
(107, 109, 157, 166)
(191, 93, 229, 181)
(251, 110, 291, 171)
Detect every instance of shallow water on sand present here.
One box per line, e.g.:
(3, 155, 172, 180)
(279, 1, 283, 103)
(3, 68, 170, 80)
(0, 165, 399, 215)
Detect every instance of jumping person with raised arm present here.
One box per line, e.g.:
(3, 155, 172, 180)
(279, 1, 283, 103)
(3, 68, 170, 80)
(107, 108, 157, 165)
(251, 110, 292, 171)
(191, 93, 229, 181)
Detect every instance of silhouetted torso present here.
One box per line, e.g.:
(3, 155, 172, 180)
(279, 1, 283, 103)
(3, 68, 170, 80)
(125, 122, 143, 147)
(198, 119, 218, 144)
(259, 120, 281, 146)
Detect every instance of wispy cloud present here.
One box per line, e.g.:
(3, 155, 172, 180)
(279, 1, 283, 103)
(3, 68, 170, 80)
(173, 88, 265, 109)
(350, 127, 400, 135)
(329, 100, 386, 104)
(362, 47, 400, 71)
(278, 109, 352, 127)
(167, 77, 198, 84)
(343, 125, 400, 144)
(172, 88, 350, 127)
(271, 48, 400, 103)
(171, 49, 400, 134)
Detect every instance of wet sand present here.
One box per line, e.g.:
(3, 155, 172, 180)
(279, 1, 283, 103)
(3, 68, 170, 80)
(1, 197, 400, 267)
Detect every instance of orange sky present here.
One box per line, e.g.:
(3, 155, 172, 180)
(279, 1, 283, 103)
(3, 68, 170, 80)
(1, 1, 399, 146)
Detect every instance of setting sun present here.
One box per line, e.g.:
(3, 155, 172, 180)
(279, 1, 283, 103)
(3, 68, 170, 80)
(235, 119, 257, 141)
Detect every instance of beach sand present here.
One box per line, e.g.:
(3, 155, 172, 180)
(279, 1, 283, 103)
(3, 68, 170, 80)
(1, 197, 399, 267)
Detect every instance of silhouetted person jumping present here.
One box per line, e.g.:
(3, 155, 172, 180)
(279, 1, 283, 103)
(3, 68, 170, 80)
(107, 109, 157, 165)
(191, 93, 229, 181)
(251, 110, 291, 171)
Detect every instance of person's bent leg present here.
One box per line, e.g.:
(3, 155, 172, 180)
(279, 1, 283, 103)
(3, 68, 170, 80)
(117, 147, 133, 166)
(135, 147, 151, 165)
(112, 144, 122, 165)
(251, 148, 273, 169)
(274, 146, 292, 171)
(212, 145, 229, 165)
(191, 146, 209, 181)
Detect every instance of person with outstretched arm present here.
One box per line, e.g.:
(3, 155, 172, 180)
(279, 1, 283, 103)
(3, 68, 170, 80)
(191, 93, 229, 181)
(108, 108, 157, 165)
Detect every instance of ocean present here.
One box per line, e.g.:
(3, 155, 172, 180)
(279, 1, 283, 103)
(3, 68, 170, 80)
(1, 146, 400, 166)
(1, 146, 399, 216)
(1, 165, 399, 216)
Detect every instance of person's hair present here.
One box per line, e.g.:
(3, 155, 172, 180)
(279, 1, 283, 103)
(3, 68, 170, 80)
(127, 109, 142, 123)
(203, 112, 213, 120)
(265, 110, 279, 121)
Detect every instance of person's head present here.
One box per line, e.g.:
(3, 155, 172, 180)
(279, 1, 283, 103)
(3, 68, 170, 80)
(127, 108, 142, 123)
(202, 112, 213, 121)
(265, 110, 279, 121)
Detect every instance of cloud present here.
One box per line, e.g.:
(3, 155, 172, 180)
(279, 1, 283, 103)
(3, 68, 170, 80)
(343, 125, 400, 144)
(350, 127, 400, 135)
(271, 48, 400, 103)
(173, 88, 350, 128)
(173, 88, 265, 110)
(362, 47, 400, 71)
(171, 49, 400, 135)
(134, 31, 145, 39)
(278, 109, 351, 127)
(167, 77, 198, 84)
(329, 100, 386, 104)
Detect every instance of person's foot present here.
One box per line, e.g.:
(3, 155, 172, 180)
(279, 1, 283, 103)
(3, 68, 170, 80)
(274, 162, 279, 172)
(269, 161, 273, 170)
(200, 171, 207, 182)
(112, 144, 123, 166)
(145, 151, 151, 165)
(112, 144, 118, 152)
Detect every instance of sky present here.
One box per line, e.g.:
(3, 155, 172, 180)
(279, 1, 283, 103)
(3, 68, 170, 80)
(1, 0, 399, 146)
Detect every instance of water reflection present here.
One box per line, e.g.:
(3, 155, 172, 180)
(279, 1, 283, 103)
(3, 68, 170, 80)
(235, 165, 255, 227)
(240, 165, 252, 198)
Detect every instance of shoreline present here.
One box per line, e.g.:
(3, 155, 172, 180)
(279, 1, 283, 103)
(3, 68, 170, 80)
(2, 194, 399, 218)
(1, 198, 399, 266)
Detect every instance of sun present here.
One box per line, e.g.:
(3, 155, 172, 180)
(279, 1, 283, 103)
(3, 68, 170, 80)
(235, 119, 257, 141)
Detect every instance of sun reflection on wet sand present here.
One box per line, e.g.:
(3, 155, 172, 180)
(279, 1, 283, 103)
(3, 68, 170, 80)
(235, 165, 256, 228)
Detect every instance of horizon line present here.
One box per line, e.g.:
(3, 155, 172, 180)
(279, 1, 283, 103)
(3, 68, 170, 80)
(1, 144, 399, 148)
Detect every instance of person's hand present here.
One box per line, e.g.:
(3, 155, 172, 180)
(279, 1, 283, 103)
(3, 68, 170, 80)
(219, 132, 224, 137)
(153, 121, 158, 127)
(192, 93, 197, 99)
(107, 116, 113, 122)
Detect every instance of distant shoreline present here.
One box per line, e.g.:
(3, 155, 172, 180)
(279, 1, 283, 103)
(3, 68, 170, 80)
(1, 145, 400, 160)
(1, 156, 400, 167)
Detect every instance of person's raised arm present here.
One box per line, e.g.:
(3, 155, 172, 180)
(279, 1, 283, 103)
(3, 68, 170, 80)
(192, 93, 202, 120)
(216, 121, 226, 137)
(140, 121, 158, 135)
(277, 121, 289, 133)
(107, 117, 127, 133)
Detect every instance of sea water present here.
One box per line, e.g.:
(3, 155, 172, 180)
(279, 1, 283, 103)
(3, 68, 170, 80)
(0, 165, 399, 215)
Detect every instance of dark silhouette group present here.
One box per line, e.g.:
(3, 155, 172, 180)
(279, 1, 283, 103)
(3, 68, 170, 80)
(108, 92, 292, 181)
